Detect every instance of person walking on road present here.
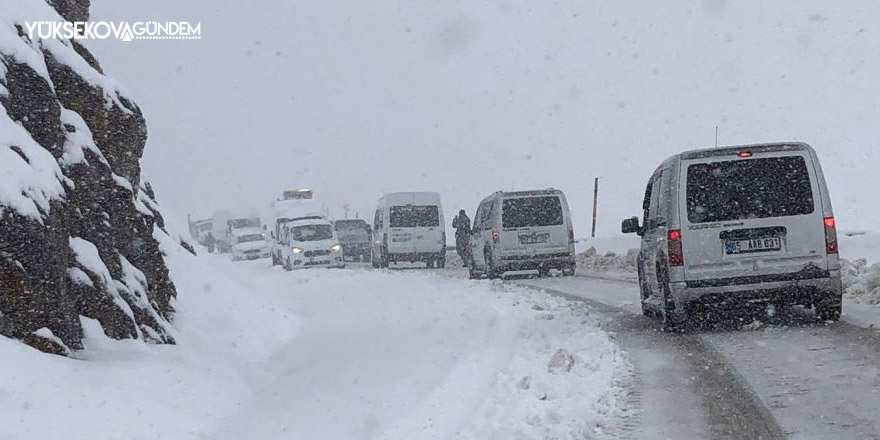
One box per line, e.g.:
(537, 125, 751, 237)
(205, 232, 216, 254)
(452, 209, 472, 266)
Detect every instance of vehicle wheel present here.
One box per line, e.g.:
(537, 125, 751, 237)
(468, 264, 479, 279)
(485, 249, 502, 279)
(427, 258, 435, 269)
(437, 256, 446, 269)
(284, 257, 292, 271)
(658, 267, 684, 331)
(380, 249, 389, 268)
(364, 252, 372, 263)
(538, 267, 551, 278)
(816, 299, 842, 322)
(562, 266, 575, 277)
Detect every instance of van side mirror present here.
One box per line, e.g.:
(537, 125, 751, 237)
(621, 217, 642, 236)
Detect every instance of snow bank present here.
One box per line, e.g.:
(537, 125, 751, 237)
(0, 240, 630, 439)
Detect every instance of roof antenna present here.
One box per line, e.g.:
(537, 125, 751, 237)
(715, 125, 720, 147)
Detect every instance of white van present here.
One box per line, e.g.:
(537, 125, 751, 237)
(230, 227, 270, 261)
(279, 218, 344, 270)
(468, 189, 576, 279)
(622, 142, 843, 329)
(372, 192, 446, 268)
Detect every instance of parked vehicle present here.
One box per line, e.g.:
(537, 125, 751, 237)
(621, 142, 843, 330)
(231, 228, 270, 261)
(372, 192, 446, 269)
(467, 189, 576, 279)
(279, 218, 345, 270)
(333, 219, 372, 262)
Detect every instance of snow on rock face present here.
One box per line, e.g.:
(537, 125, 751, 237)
(0, 0, 177, 353)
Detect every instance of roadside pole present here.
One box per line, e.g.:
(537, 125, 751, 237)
(591, 177, 598, 238)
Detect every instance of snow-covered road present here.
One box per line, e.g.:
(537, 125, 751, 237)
(0, 247, 631, 440)
(521, 275, 880, 440)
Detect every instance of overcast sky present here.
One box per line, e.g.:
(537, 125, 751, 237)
(88, 0, 880, 238)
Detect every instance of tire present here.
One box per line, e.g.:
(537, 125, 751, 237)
(485, 249, 502, 280)
(437, 257, 446, 269)
(816, 297, 842, 322)
(427, 258, 435, 269)
(468, 264, 479, 279)
(658, 266, 685, 331)
(538, 267, 551, 278)
(284, 257, 292, 272)
(562, 266, 575, 277)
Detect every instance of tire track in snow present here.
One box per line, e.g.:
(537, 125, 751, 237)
(516, 277, 787, 440)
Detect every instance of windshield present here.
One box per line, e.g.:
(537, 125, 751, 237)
(502, 196, 563, 228)
(686, 156, 814, 223)
(389, 205, 439, 228)
(229, 218, 260, 229)
(289, 224, 334, 241)
(236, 234, 264, 244)
(334, 220, 368, 232)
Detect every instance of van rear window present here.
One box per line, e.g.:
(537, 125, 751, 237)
(686, 156, 814, 223)
(390, 205, 439, 228)
(502, 196, 563, 228)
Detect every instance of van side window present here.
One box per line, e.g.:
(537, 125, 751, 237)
(642, 182, 653, 225)
(648, 177, 662, 221)
(374, 209, 381, 231)
(480, 201, 495, 227)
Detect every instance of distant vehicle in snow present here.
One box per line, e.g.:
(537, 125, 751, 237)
(467, 189, 576, 279)
(267, 195, 324, 266)
(188, 217, 214, 246)
(621, 142, 843, 330)
(231, 228, 270, 261)
(372, 192, 446, 269)
(333, 219, 372, 262)
(227, 216, 261, 233)
(279, 218, 344, 270)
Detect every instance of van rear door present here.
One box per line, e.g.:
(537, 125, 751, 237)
(499, 195, 568, 257)
(389, 202, 441, 254)
(680, 151, 827, 283)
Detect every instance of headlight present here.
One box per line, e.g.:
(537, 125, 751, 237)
(292, 247, 303, 254)
(331, 244, 342, 252)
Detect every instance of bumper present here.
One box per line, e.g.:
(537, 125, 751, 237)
(342, 243, 371, 255)
(499, 253, 575, 271)
(289, 253, 345, 269)
(234, 251, 269, 261)
(387, 252, 444, 263)
(671, 272, 843, 311)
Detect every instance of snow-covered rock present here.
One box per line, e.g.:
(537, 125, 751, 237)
(0, 0, 176, 353)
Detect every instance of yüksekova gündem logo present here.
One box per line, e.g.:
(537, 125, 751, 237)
(24, 21, 201, 42)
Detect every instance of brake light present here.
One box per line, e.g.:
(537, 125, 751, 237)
(492, 228, 499, 242)
(667, 229, 683, 266)
(568, 228, 575, 244)
(738, 151, 753, 158)
(824, 216, 838, 254)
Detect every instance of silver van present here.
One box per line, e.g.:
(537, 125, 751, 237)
(468, 189, 576, 279)
(372, 192, 446, 269)
(622, 142, 843, 329)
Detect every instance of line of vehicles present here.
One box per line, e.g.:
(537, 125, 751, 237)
(190, 141, 844, 328)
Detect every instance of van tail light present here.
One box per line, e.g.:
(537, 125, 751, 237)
(491, 228, 499, 243)
(667, 229, 684, 267)
(568, 228, 575, 244)
(824, 216, 838, 254)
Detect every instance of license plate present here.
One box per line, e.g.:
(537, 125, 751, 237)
(519, 232, 549, 245)
(725, 237, 782, 254)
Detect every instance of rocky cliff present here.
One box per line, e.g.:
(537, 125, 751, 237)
(0, 0, 178, 354)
